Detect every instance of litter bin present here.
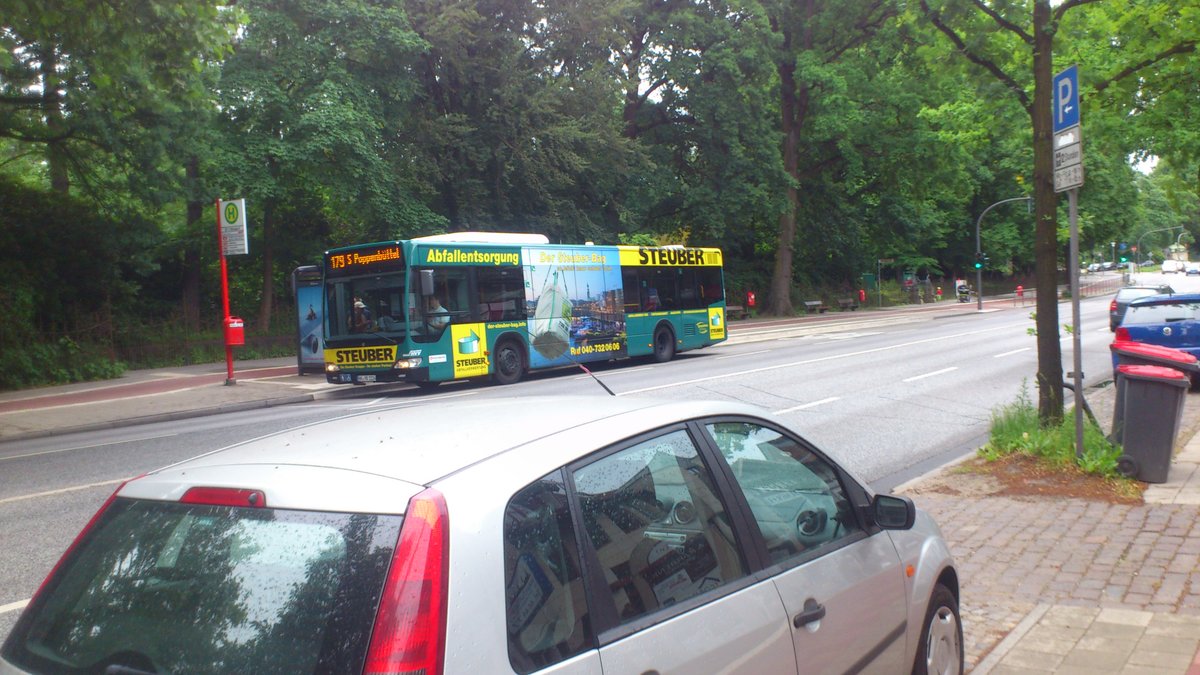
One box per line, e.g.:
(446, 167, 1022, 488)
(1113, 364, 1189, 483)
(1109, 341, 1198, 443)
(1110, 340, 1199, 378)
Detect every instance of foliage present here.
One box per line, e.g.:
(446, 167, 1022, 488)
(980, 383, 1124, 479)
(0, 338, 125, 391)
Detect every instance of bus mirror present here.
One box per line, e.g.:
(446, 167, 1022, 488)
(420, 269, 435, 296)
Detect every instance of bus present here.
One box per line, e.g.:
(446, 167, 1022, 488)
(322, 232, 727, 387)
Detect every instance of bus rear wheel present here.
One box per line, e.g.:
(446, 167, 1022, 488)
(493, 339, 526, 385)
(652, 326, 676, 363)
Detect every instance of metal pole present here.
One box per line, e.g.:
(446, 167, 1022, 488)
(1069, 189, 1083, 457)
(877, 259, 882, 308)
(974, 196, 1031, 312)
(216, 199, 236, 386)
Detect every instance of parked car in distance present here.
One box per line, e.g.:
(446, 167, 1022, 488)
(1187, 263, 1200, 276)
(1110, 285, 1174, 331)
(1162, 259, 1185, 274)
(1116, 293, 1200, 386)
(0, 397, 962, 675)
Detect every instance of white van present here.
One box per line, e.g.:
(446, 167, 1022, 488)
(1162, 259, 1185, 274)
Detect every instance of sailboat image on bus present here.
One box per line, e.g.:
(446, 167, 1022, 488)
(530, 266, 572, 360)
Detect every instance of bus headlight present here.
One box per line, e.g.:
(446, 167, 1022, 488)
(393, 357, 423, 369)
(325, 363, 341, 373)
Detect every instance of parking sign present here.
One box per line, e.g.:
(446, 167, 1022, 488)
(1053, 66, 1079, 134)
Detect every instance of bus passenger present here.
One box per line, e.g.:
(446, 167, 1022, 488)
(350, 300, 373, 332)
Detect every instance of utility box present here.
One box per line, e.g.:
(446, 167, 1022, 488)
(224, 316, 245, 347)
(1113, 364, 1188, 483)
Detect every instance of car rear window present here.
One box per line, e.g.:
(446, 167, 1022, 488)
(1123, 301, 1200, 325)
(3, 498, 402, 674)
(1116, 288, 1161, 302)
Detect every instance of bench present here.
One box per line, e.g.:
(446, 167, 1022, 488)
(802, 300, 828, 314)
(725, 305, 748, 320)
(837, 298, 858, 311)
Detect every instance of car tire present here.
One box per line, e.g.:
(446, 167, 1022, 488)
(652, 325, 676, 363)
(913, 583, 963, 675)
(492, 338, 525, 385)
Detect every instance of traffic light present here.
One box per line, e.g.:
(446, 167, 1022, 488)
(973, 252, 984, 270)
(1120, 255, 1128, 263)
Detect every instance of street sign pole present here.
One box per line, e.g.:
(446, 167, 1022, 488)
(215, 198, 235, 386)
(1054, 65, 1085, 459)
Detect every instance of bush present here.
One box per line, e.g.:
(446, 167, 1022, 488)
(0, 338, 125, 391)
(980, 382, 1123, 478)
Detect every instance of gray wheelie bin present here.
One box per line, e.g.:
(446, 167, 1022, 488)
(1113, 364, 1189, 483)
(1109, 342, 1198, 445)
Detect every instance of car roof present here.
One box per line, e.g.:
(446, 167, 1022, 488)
(1129, 292, 1200, 307)
(143, 396, 770, 487)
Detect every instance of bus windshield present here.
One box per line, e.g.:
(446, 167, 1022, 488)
(325, 273, 409, 339)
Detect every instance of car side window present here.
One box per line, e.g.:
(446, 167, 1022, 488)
(571, 430, 747, 624)
(504, 472, 593, 674)
(706, 421, 861, 566)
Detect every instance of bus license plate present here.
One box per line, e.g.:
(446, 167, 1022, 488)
(357, 374, 377, 383)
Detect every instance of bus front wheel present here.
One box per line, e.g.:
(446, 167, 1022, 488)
(653, 326, 676, 363)
(493, 339, 526, 385)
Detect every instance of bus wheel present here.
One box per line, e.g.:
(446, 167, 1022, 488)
(493, 339, 525, 385)
(652, 326, 676, 363)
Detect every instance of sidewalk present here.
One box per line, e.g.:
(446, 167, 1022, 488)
(3, 307, 1199, 673)
(898, 380, 1200, 673)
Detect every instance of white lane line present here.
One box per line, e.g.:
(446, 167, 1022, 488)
(620, 322, 1023, 395)
(0, 433, 179, 463)
(0, 477, 131, 506)
(993, 348, 1030, 358)
(1, 599, 29, 614)
(903, 367, 958, 383)
(716, 350, 771, 360)
(774, 397, 840, 414)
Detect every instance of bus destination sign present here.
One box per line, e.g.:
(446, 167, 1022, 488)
(325, 246, 404, 276)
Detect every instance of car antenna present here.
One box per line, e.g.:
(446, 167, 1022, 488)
(573, 359, 616, 396)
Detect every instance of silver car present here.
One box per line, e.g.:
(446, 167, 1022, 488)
(1, 397, 961, 675)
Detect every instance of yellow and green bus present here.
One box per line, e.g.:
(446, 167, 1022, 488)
(322, 232, 727, 387)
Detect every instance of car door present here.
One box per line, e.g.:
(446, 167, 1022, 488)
(699, 419, 909, 674)
(572, 427, 797, 675)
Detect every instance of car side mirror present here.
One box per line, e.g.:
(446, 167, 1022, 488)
(872, 494, 915, 530)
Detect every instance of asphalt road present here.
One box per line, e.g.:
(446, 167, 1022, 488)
(0, 271, 1187, 641)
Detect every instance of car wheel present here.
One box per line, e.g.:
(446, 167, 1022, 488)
(914, 583, 963, 675)
(493, 339, 525, 385)
(652, 325, 676, 363)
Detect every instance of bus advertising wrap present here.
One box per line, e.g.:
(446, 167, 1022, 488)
(525, 246, 626, 368)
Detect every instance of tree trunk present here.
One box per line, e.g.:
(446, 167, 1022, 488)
(1031, 0, 1064, 424)
(40, 46, 69, 195)
(182, 156, 203, 330)
(258, 200, 275, 332)
(768, 55, 802, 316)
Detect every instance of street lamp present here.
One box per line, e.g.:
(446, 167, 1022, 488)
(974, 197, 1032, 311)
(1134, 226, 1182, 270)
(1111, 241, 1116, 264)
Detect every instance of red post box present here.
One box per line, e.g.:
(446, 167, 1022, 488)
(858, 288, 867, 303)
(1016, 285, 1024, 297)
(224, 316, 245, 347)
(747, 291, 757, 307)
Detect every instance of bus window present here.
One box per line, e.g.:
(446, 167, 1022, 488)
(414, 268, 469, 343)
(476, 267, 525, 321)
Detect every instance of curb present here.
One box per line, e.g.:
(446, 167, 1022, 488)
(969, 603, 1050, 675)
(1, 382, 414, 443)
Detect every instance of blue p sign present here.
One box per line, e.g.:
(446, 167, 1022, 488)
(1053, 66, 1080, 133)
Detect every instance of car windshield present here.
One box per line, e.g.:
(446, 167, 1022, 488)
(1123, 301, 1200, 325)
(3, 498, 402, 674)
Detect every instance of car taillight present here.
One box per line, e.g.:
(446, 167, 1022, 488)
(1109, 299, 1117, 312)
(364, 488, 449, 675)
(1115, 327, 1131, 342)
(181, 486, 267, 507)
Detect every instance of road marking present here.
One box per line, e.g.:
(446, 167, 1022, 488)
(993, 348, 1030, 358)
(0, 477, 131, 506)
(774, 397, 840, 414)
(1, 599, 28, 614)
(621, 322, 1023, 395)
(0, 433, 179, 463)
(903, 367, 958, 383)
(572, 365, 657, 380)
(716, 350, 771, 360)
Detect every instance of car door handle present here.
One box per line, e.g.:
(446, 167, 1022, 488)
(793, 598, 826, 628)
